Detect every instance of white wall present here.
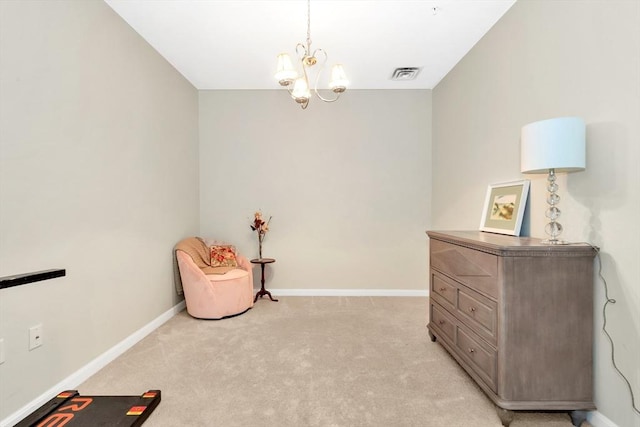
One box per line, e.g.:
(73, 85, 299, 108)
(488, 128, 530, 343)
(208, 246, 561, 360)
(0, 0, 199, 420)
(199, 90, 431, 292)
(432, 1, 639, 426)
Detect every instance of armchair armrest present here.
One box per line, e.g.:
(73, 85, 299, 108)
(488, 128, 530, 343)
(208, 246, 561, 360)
(236, 254, 254, 288)
(236, 254, 251, 271)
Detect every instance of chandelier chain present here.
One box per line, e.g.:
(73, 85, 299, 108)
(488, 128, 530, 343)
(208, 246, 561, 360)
(306, 0, 312, 50)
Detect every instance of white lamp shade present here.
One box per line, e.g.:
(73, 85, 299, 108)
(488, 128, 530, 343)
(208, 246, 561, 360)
(275, 53, 297, 83)
(291, 77, 310, 102)
(521, 117, 586, 174)
(329, 64, 348, 90)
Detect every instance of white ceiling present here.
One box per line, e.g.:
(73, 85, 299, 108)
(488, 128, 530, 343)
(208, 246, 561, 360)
(104, 0, 516, 90)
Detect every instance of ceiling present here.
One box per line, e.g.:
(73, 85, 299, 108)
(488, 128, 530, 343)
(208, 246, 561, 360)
(104, 0, 516, 90)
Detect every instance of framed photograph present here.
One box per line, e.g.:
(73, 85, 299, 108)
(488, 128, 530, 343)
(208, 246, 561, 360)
(480, 180, 530, 236)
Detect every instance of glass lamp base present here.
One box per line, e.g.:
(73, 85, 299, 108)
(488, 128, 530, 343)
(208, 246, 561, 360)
(542, 169, 571, 246)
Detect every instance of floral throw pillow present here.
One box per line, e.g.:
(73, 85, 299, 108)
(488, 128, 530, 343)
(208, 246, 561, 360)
(210, 245, 238, 268)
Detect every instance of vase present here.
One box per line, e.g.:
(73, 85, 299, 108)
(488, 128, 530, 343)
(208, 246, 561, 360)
(258, 233, 264, 259)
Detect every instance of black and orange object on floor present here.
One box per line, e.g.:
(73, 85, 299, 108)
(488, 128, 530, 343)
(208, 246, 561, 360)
(15, 389, 161, 427)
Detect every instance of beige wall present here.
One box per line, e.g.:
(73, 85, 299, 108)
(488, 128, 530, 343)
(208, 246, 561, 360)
(4, 0, 637, 425)
(0, 0, 199, 420)
(432, 1, 639, 426)
(199, 90, 431, 292)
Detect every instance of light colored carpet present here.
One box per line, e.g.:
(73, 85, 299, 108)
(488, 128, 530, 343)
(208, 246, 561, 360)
(79, 297, 588, 426)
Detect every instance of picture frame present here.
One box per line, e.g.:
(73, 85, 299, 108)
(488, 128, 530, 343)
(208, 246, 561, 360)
(480, 180, 530, 236)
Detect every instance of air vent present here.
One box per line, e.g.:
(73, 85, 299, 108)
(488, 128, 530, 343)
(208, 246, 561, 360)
(391, 67, 421, 81)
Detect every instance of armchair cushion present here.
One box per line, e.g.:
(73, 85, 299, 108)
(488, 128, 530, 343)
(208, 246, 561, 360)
(210, 245, 238, 269)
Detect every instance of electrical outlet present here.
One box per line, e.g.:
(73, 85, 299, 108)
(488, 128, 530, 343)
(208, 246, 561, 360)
(0, 338, 5, 364)
(29, 324, 43, 350)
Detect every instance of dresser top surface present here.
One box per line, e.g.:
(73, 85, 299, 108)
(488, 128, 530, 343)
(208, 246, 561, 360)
(427, 230, 597, 256)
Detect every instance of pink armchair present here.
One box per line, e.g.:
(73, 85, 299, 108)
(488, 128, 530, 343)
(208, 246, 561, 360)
(175, 238, 254, 319)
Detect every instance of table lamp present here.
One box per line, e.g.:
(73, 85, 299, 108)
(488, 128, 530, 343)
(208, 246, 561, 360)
(521, 117, 586, 244)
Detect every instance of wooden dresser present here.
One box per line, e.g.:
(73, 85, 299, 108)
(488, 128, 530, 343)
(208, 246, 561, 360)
(426, 231, 596, 426)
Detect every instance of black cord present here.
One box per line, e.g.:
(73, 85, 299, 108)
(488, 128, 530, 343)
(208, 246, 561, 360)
(585, 243, 640, 416)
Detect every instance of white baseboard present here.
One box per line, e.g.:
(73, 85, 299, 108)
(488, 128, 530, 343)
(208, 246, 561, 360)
(1, 300, 186, 427)
(266, 289, 429, 297)
(588, 410, 620, 427)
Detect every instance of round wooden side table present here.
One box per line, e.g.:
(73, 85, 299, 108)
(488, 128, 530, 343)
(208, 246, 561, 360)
(250, 258, 277, 302)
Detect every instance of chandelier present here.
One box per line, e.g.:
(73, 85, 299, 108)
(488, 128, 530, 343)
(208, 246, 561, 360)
(274, 0, 348, 109)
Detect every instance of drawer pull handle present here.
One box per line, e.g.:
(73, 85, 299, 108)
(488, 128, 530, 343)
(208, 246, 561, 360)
(468, 348, 476, 354)
(439, 287, 446, 292)
(438, 320, 445, 325)
(468, 307, 476, 313)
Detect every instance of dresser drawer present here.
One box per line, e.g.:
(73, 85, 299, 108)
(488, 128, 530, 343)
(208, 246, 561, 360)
(431, 271, 457, 309)
(430, 239, 499, 299)
(456, 326, 497, 392)
(458, 286, 497, 346)
(430, 302, 456, 344)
